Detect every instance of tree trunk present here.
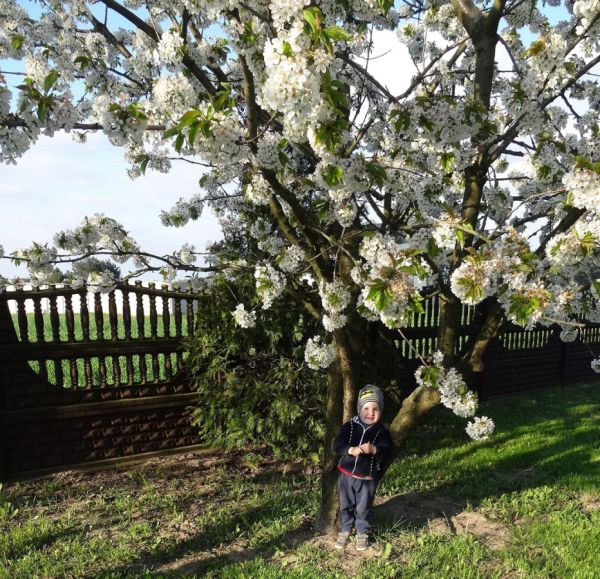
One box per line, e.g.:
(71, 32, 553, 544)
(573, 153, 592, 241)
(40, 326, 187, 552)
(315, 354, 344, 533)
(315, 321, 362, 532)
(389, 385, 441, 447)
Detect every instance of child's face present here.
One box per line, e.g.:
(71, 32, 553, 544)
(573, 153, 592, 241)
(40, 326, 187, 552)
(360, 402, 381, 425)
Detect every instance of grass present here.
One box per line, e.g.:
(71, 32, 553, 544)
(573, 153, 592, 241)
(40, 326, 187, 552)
(11, 313, 190, 387)
(1, 382, 599, 577)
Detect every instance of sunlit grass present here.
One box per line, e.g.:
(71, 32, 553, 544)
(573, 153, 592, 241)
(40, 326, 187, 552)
(1, 382, 598, 577)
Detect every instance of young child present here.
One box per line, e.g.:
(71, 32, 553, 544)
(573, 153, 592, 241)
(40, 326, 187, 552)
(333, 384, 392, 551)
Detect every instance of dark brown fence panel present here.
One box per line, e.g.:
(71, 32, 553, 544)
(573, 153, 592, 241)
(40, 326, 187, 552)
(0, 282, 204, 481)
(2, 285, 600, 481)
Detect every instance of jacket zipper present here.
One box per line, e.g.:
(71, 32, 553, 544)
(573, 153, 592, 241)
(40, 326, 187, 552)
(351, 419, 373, 476)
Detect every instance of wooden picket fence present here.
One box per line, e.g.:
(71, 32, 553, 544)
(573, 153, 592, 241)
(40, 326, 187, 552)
(0, 282, 205, 481)
(1, 284, 599, 482)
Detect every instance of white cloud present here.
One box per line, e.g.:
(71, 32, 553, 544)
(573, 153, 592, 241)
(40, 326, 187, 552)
(0, 132, 222, 278)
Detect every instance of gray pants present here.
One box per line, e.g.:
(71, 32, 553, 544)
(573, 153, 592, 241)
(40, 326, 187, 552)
(338, 473, 376, 535)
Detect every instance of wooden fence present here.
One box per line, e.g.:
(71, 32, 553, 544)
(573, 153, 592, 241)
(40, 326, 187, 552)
(1, 285, 599, 482)
(0, 282, 204, 481)
(391, 299, 600, 398)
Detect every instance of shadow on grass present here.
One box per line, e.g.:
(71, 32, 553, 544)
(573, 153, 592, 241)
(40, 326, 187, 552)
(98, 482, 314, 576)
(97, 384, 600, 574)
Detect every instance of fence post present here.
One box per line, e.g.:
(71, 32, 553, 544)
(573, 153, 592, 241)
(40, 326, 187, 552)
(0, 295, 19, 481)
(559, 328, 568, 386)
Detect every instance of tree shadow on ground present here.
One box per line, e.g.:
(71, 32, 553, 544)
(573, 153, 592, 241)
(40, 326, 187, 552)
(98, 387, 599, 574)
(98, 496, 314, 576)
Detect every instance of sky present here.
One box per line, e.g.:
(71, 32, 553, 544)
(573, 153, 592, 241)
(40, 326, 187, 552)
(0, 131, 222, 278)
(0, 2, 575, 280)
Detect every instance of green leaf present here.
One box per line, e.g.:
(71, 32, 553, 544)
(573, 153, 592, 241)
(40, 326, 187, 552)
(213, 89, 232, 112)
(199, 120, 213, 139)
(74, 55, 91, 70)
(188, 121, 200, 146)
(313, 198, 330, 222)
(366, 162, 387, 188)
(282, 41, 293, 57)
(43, 70, 59, 93)
(303, 7, 323, 34)
(322, 165, 343, 187)
(178, 110, 201, 128)
(37, 97, 51, 122)
(135, 154, 150, 175)
(10, 34, 24, 51)
(407, 295, 425, 315)
(174, 133, 185, 153)
(439, 152, 455, 172)
(377, 0, 394, 15)
(323, 26, 352, 42)
(366, 282, 392, 312)
(526, 39, 545, 57)
(163, 126, 180, 139)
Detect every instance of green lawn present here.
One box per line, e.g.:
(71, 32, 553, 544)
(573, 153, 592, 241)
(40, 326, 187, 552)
(1, 383, 599, 578)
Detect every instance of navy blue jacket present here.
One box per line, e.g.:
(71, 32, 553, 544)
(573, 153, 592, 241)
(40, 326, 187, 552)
(334, 416, 392, 480)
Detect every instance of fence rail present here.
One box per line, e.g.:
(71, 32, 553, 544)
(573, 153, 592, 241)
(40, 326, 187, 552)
(1, 286, 599, 482)
(0, 282, 205, 481)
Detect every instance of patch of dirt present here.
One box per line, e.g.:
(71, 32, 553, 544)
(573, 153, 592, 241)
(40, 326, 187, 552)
(375, 491, 462, 527)
(376, 492, 512, 550)
(450, 512, 512, 551)
(579, 493, 600, 513)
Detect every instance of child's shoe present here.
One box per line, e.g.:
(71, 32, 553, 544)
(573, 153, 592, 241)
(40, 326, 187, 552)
(334, 531, 350, 549)
(355, 533, 369, 551)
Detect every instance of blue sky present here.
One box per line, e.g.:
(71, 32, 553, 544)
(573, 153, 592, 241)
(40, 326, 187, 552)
(0, 132, 222, 278)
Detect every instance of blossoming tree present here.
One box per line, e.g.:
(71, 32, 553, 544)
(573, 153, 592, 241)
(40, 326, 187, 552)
(1, 0, 600, 530)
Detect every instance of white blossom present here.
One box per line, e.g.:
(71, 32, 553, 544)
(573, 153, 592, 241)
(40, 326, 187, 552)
(232, 303, 256, 328)
(87, 271, 116, 294)
(255, 263, 286, 309)
(465, 416, 495, 441)
(304, 336, 336, 370)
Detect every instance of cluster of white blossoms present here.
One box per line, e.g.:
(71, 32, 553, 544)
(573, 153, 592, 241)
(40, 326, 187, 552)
(319, 279, 351, 332)
(415, 352, 495, 440)
(559, 329, 579, 343)
(176, 243, 196, 265)
(86, 271, 117, 294)
(160, 196, 204, 227)
(11, 243, 58, 286)
(358, 234, 430, 328)
(52, 214, 139, 259)
(232, 303, 257, 329)
(156, 29, 185, 67)
(91, 95, 146, 146)
(304, 335, 337, 370)
(591, 359, 600, 373)
(255, 132, 285, 171)
(255, 263, 286, 309)
(431, 216, 462, 250)
(259, 20, 328, 141)
(562, 168, 600, 214)
(149, 73, 198, 119)
(245, 174, 272, 206)
(465, 416, 496, 441)
(276, 245, 304, 273)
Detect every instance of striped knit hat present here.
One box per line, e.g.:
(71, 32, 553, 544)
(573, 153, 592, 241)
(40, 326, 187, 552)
(357, 385, 384, 414)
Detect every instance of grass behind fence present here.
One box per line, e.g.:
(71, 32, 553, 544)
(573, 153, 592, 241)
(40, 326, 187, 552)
(11, 314, 190, 388)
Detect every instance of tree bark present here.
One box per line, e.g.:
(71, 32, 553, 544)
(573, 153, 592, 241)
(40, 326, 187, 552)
(315, 354, 344, 533)
(389, 385, 441, 447)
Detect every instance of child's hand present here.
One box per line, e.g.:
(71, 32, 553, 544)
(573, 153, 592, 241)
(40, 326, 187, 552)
(359, 443, 376, 455)
(348, 446, 362, 457)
